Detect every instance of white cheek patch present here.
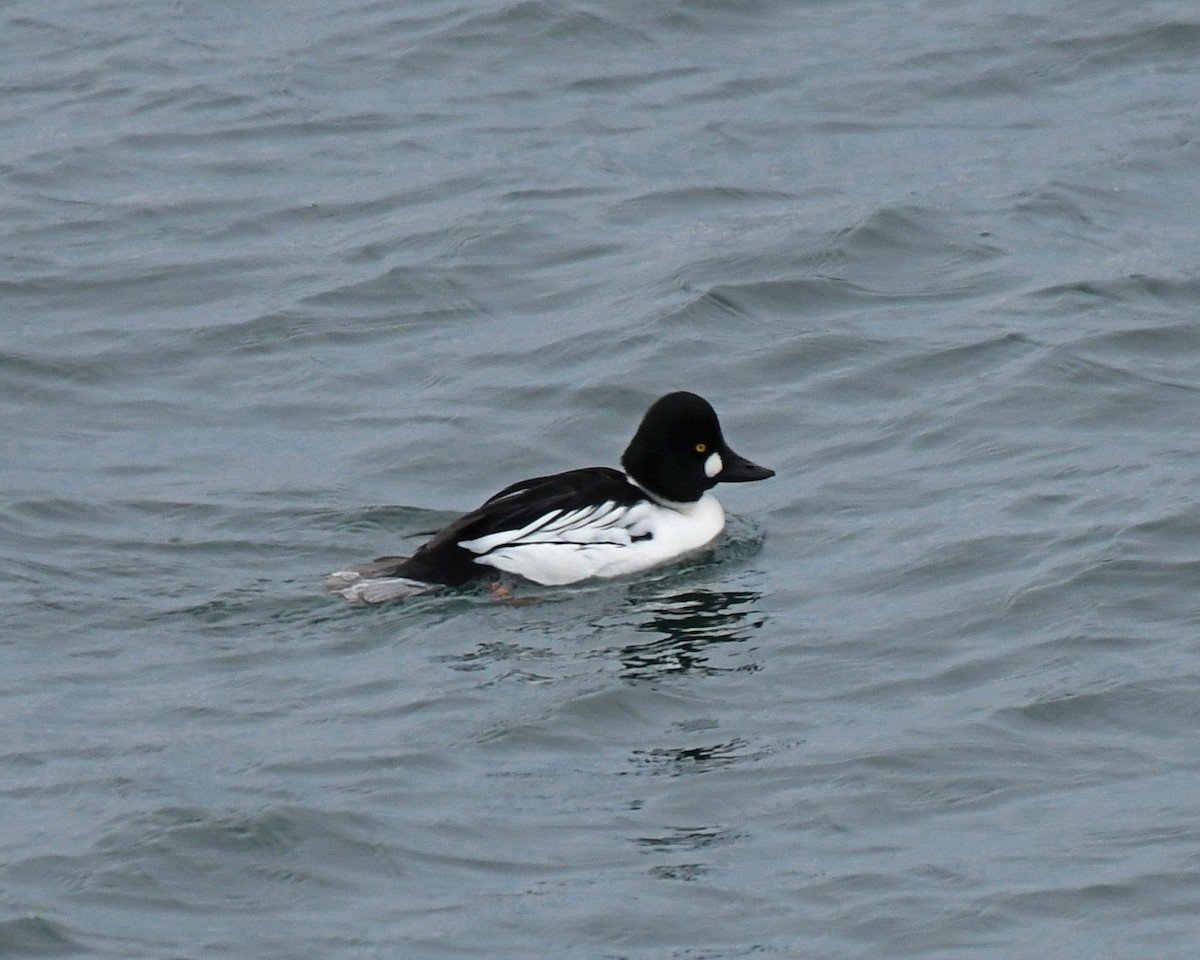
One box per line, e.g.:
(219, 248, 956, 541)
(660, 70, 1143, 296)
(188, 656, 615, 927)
(704, 451, 723, 478)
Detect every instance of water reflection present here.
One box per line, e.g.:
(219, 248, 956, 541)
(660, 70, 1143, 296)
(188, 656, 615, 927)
(629, 738, 757, 776)
(617, 587, 765, 680)
(635, 824, 740, 881)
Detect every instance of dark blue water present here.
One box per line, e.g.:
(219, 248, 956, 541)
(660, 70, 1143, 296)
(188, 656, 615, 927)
(4, 1, 1200, 957)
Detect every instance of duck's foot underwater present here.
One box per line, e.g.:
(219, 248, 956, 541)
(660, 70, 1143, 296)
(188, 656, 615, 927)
(488, 580, 541, 606)
(485, 580, 546, 605)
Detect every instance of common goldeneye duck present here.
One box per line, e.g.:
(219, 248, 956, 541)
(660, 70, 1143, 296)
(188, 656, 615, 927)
(324, 391, 774, 603)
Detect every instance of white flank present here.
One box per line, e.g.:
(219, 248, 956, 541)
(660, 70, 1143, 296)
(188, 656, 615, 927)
(460, 493, 726, 585)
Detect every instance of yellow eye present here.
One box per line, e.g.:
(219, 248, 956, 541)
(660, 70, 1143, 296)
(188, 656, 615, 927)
(695, 443, 707, 453)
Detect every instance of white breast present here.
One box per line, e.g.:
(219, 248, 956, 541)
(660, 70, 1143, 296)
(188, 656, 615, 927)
(458, 494, 726, 585)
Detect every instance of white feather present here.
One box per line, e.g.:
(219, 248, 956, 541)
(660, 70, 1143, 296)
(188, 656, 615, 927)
(459, 501, 629, 554)
(460, 494, 726, 585)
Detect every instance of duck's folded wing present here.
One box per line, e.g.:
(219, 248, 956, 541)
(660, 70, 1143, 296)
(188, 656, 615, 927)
(459, 500, 634, 554)
(405, 468, 638, 585)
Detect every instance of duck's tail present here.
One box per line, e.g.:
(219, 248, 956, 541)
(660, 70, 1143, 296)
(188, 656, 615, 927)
(323, 556, 435, 604)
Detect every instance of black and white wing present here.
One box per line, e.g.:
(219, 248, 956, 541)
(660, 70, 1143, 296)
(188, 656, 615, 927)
(440, 468, 653, 585)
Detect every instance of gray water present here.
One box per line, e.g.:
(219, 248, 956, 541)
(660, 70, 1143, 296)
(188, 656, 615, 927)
(4, 0, 1200, 957)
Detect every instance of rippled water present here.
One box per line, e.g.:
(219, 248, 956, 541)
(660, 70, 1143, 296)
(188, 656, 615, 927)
(4, 1, 1200, 957)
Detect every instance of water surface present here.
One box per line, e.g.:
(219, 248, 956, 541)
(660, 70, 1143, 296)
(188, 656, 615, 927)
(4, 1, 1200, 957)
